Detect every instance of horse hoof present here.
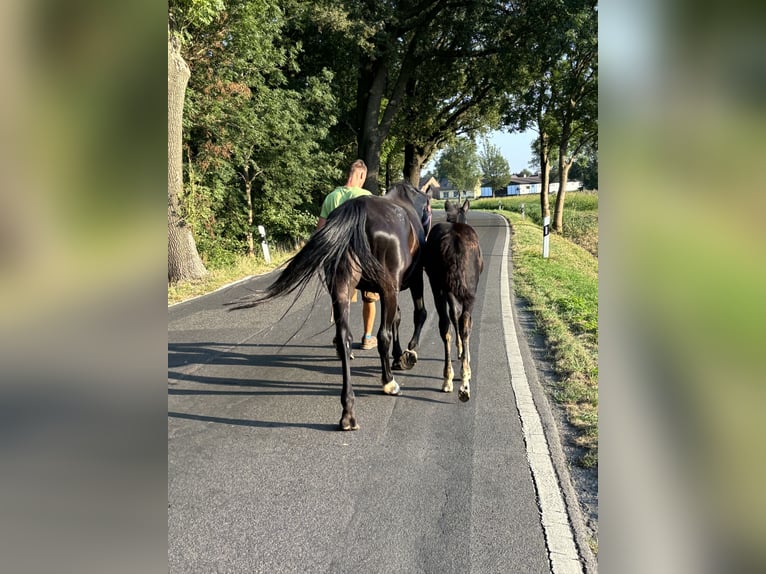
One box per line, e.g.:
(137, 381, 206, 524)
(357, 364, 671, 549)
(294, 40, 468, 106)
(383, 380, 400, 395)
(399, 350, 418, 370)
(340, 417, 360, 431)
(458, 389, 470, 402)
(442, 382, 453, 393)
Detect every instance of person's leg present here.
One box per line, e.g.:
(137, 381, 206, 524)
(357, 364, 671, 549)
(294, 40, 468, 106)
(361, 292, 378, 349)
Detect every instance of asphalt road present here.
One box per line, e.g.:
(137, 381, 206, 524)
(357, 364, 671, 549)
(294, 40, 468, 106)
(168, 210, 586, 573)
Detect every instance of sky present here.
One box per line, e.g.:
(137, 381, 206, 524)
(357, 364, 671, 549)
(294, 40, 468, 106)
(424, 129, 537, 175)
(486, 129, 537, 174)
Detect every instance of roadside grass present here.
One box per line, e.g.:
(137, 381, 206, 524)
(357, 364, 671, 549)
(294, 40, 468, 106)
(496, 209, 598, 467)
(168, 248, 295, 305)
(435, 192, 599, 257)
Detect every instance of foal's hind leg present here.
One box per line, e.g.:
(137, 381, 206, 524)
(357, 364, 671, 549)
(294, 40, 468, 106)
(435, 293, 454, 393)
(457, 310, 473, 402)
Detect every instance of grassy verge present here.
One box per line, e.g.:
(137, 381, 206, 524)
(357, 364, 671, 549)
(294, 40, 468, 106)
(435, 192, 599, 257)
(495, 209, 599, 467)
(168, 249, 295, 305)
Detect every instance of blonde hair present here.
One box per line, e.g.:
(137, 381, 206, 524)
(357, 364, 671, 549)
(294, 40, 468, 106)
(348, 159, 367, 179)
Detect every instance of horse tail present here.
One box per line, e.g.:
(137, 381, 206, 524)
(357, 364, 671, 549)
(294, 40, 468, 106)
(227, 198, 385, 310)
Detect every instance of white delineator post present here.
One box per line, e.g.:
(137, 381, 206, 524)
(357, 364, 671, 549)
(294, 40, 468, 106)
(258, 225, 271, 264)
(542, 215, 550, 258)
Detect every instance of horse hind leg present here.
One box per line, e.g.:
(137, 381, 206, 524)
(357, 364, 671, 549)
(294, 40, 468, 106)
(441, 330, 455, 393)
(333, 296, 359, 430)
(457, 310, 473, 402)
(436, 295, 454, 393)
(399, 272, 428, 370)
(378, 290, 401, 396)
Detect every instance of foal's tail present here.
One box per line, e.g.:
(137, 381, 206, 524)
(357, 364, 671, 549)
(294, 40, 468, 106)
(227, 199, 385, 310)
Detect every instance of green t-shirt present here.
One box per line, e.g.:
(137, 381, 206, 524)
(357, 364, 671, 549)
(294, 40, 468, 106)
(319, 186, 372, 219)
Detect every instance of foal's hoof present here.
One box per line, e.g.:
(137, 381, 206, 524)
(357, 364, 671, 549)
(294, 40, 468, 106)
(397, 350, 418, 370)
(340, 415, 360, 431)
(458, 388, 470, 402)
(382, 380, 401, 395)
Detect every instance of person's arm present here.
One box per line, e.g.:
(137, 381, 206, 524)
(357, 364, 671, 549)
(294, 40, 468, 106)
(317, 193, 333, 229)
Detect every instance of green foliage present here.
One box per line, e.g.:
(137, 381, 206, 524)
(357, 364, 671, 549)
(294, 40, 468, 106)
(180, 0, 342, 262)
(479, 138, 511, 190)
(169, 0, 225, 39)
(570, 151, 598, 190)
(435, 138, 482, 193)
(502, 0, 597, 189)
(470, 192, 599, 257)
(169, 0, 598, 273)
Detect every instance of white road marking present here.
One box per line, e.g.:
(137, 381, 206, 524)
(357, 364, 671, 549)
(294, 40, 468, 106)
(499, 216, 583, 574)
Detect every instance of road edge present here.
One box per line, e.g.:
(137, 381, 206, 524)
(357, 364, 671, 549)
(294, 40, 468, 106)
(499, 214, 597, 574)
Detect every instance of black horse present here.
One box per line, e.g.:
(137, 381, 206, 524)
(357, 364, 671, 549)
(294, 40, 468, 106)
(229, 181, 432, 430)
(423, 199, 484, 402)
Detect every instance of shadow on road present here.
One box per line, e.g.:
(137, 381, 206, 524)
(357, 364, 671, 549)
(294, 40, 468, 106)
(168, 410, 338, 432)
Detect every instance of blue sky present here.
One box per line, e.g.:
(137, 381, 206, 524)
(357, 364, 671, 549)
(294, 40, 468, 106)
(424, 129, 537, 175)
(486, 129, 537, 173)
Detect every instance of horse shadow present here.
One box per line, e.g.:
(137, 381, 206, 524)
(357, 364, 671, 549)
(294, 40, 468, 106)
(168, 341, 448, 402)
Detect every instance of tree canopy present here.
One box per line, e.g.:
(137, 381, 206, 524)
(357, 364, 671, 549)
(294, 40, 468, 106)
(168, 0, 598, 270)
(435, 138, 482, 195)
(479, 138, 511, 191)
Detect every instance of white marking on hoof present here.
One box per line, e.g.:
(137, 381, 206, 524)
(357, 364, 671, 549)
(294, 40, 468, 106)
(383, 380, 400, 395)
(442, 379, 454, 393)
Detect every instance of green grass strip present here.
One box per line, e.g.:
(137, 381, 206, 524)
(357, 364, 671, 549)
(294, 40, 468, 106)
(495, 211, 599, 467)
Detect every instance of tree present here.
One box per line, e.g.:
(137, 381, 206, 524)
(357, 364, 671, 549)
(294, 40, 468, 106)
(479, 138, 511, 195)
(168, 1, 225, 283)
(291, 1, 511, 192)
(396, 1, 527, 186)
(502, 0, 580, 225)
(182, 0, 340, 262)
(551, 1, 597, 232)
(435, 138, 482, 200)
(569, 147, 598, 189)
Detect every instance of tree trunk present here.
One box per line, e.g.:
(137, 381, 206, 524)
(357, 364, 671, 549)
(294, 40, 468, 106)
(360, 136, 383, 194)
(403, 143, 427, 187)
(168, 30, 206, 283)
(538, 131, 551, 220)
(357, 57, 385, 193)
(356, 41, 415, 194)
(553, 141, 572, 233)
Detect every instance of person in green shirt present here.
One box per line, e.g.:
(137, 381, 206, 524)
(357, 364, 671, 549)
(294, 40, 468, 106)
(316, 159, 379, 351)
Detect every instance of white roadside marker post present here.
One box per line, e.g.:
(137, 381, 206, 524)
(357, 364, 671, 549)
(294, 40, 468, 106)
(258, 225, 271, 264)
(542, 215, 550, 258)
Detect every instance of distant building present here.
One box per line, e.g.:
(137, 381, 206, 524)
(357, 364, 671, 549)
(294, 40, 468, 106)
(419, 176, 440, 196)
(503, 175, 583, 196)
(435, 177, 478, 200)
(479, 180, 495, 198)
(505, 176, 542, 196)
